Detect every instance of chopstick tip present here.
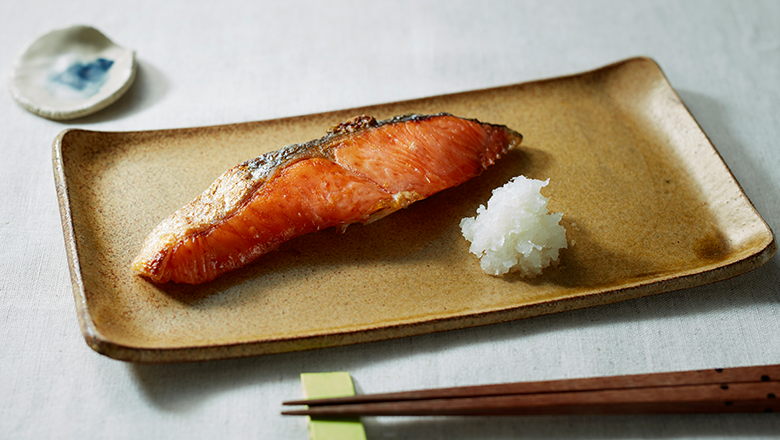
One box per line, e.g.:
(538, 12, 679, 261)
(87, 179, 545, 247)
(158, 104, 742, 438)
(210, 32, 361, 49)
(282, 400, 307, 406)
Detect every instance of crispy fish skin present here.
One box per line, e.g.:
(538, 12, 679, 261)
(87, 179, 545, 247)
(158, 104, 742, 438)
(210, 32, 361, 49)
(132, 113, 522, 284)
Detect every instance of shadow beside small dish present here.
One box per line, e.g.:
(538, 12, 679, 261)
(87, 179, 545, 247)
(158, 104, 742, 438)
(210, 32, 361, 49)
(61, 59, 169, 124)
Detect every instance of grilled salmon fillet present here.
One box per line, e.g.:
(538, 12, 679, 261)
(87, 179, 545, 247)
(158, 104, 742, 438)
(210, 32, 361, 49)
(132, 113, 522, 284)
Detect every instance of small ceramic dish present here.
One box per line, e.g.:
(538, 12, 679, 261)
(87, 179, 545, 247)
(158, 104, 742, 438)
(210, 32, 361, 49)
(8, 25, 136, 120)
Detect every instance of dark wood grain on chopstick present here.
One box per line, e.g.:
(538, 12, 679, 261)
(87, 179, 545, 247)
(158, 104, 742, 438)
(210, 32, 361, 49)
(284, 364, 780, 407)
(282, 381, 780, 416)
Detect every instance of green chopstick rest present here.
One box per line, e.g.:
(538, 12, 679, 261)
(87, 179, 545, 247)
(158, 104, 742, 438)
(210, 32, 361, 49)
(300, 372, 367, 440)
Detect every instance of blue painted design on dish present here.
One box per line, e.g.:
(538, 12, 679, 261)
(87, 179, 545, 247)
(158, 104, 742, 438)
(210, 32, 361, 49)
(48, 58, 114, 99)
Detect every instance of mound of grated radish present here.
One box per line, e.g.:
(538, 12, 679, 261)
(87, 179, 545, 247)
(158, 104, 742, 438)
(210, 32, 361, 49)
(460, 176, 567, 277)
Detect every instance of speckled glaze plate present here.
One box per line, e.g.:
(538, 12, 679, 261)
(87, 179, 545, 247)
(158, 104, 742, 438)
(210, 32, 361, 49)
(54, 58, 775, 363)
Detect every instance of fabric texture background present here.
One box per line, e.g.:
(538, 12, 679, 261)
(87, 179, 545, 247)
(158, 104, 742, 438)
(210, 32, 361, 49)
(1, 1, 779, 438)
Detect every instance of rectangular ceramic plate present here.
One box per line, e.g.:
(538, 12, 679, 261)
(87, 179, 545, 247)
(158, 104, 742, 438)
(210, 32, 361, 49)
(54, 58, 775, 363)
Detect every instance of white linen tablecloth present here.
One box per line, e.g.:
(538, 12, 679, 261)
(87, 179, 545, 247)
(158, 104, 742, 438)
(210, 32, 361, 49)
(2, 1, 779, 438)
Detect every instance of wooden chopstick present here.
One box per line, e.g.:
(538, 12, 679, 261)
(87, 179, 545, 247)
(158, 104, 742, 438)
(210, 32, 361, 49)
(282, 365, 780, 416)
